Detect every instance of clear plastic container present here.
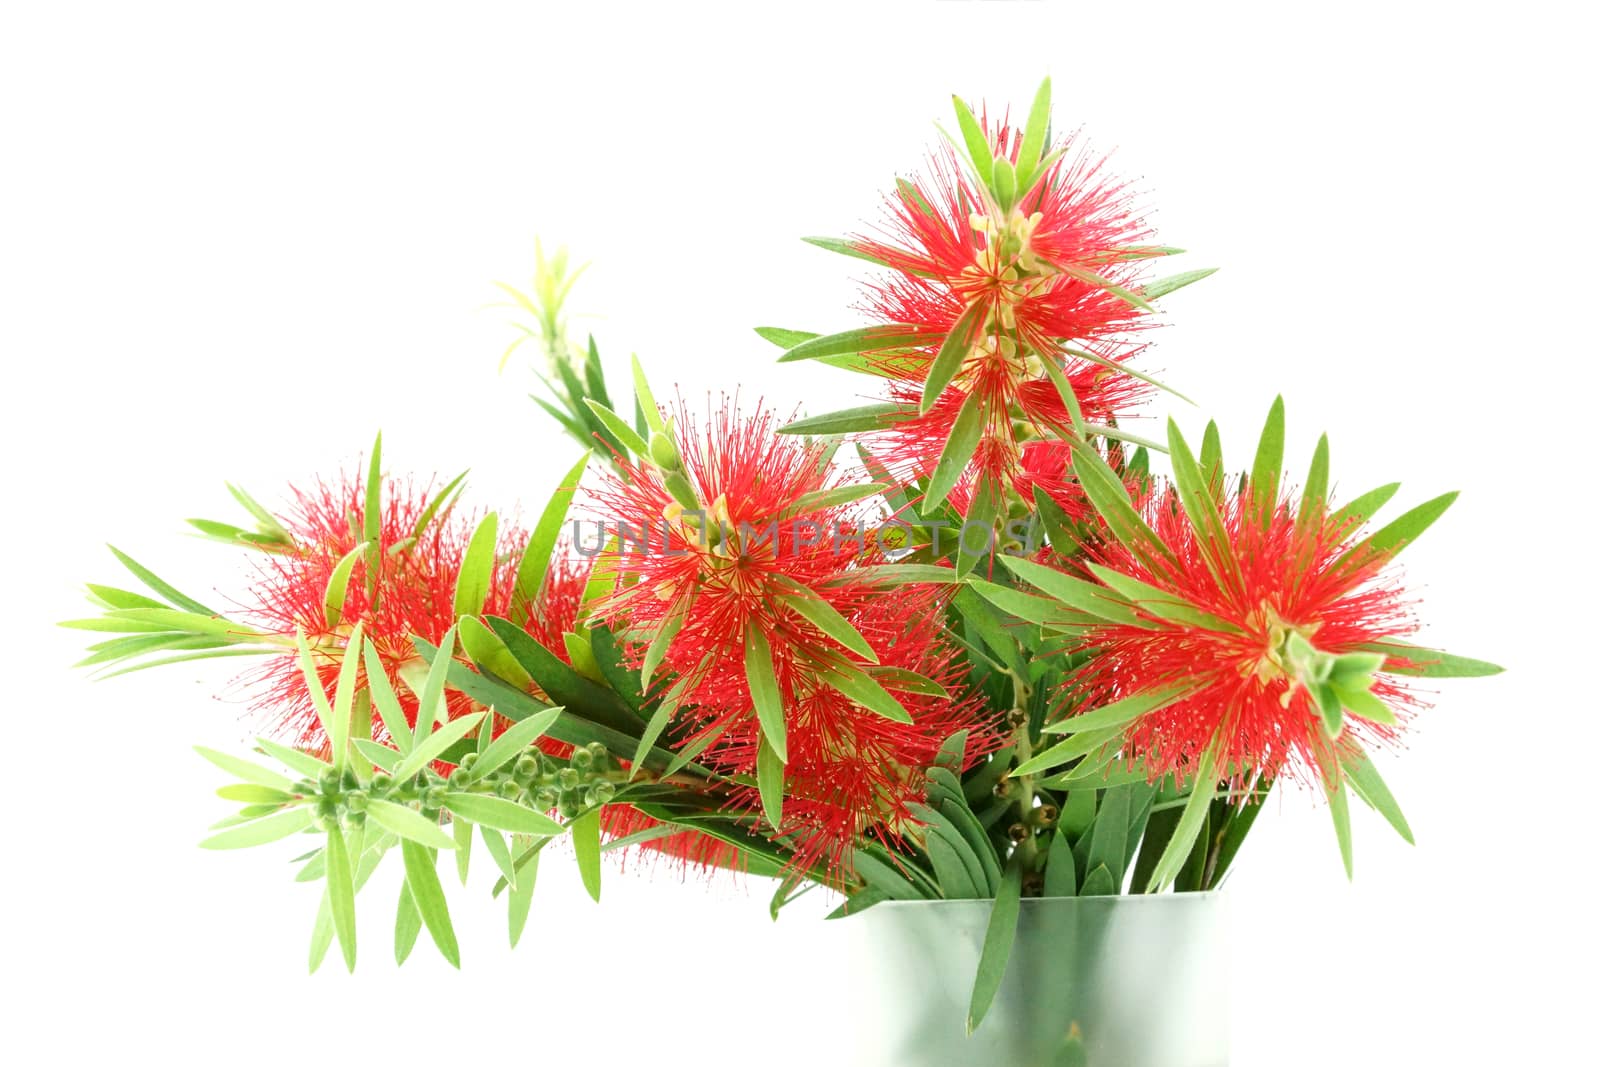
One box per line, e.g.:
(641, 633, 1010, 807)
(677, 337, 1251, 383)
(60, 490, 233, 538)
(844, 893, 1229, 1067)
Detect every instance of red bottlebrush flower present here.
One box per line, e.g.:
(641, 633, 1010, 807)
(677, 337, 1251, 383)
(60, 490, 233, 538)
(841, 120, 1158, 511)
(236, 472, 522, 755)
(1065, 478, 1424, 789)
(587, 398, 994, 876)
(710, 587, 994, 878)
(855, 131, 1153, 357)
(587, 399, 882, 718)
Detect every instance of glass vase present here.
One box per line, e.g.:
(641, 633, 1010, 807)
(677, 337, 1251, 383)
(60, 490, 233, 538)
(845, 892, 1229, 1067)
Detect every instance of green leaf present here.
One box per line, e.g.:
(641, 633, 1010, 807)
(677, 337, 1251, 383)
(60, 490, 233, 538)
(773, 577, 877, 662)
(293, 629, 339, 756)
(754, 326, 817, 349)
(511, 452, 590, 626)
(997, 556, 1143, 626)
(778, 403, 908, 436)
(776, 324, 939, 364)
(571, 809, 602, 902)
(583, 398, 650, 457)
(1249, 396, 1286, 518)
(352, 738, 399, 772)
(966, 579, 1080, 629)
(1355, 641, 1503, 678)
(1339, 747, 1414, 844)
(1063, 436, 1172, 570)
(215, 783, 293, 804)
(798, 236, 900, 271)
(815, 658, 912, 723)
(1078, 863, 1116, 897)
(362, 641, 411, 753)
(1292, 434, 1333, 544)
(789, 483, 888, 515)
(507, 846, 539, 947)
(400, 840, 459, 968)
(1146, 745, 1221, 891)
(410, 625, 458, 748)
(394, 882, 422, 965)
(1037, 352, 1085, 433)
(1014, 77, 1052, 189)
(832, 563, 962, 586)
(1042, 828, 1076, 897)
(1085, 564, 1241, 632)
(1142, 267, 1218, 301)
(193, 746, 295, 792)
(393, 710, 486, 782)
(924, 389, 985, 510)
(757, 732, 785, 831)
(458, 615, 533, 689)
(1199, 420, 1224, 501)
(453, 512, 499, 619)
(325, 824, 358, 972)
(322, 542, 367, 630)
(106, 545, 216, 615)
(410, 469, 469, 545)
(921, 301, 987, 414)
(967, 854, 1023, 1034)
(199, 806, 313, 849)
(1166, 418, 1237, 585)
(440, 794, 563, 837)
(630, 354, 664, 433)
(1042, 681, 1195, 738)
(1328, 777, 1354, 879)
(365, 798, 457, 851)
(1086, 785, 1131, 889)
(951, 94, 994, 186)
(255, 737, 330, 779)
(364, 433, 383, 599)
(471, 705, 565, 780)
(924, 824, 979, 900)
(480, 825, 519, 890)
(1337, 491, 1459, 571)
(641, 599, 687, 689)
(1330, 482, 1401, 529)
(744, 625, 787, 761)
(1054, 262, 1152, 312)
(330, 624, 363, 773)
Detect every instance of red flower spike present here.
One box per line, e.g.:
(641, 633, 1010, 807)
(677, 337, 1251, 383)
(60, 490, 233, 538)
(236, 472, 523, 758)
(1066, 479, 1425, 791)
(588, 399, 994, 877)
(846, 119, 1158, 511)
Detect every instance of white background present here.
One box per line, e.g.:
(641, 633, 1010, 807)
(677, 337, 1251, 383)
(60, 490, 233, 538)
(3, 3, 1595, 1064)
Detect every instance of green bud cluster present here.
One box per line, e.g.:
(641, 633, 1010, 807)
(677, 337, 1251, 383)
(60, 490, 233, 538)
(298, 740, 624, 833)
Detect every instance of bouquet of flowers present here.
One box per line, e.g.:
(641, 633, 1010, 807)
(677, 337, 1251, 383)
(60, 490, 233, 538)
(67, 80, 1497, 1046)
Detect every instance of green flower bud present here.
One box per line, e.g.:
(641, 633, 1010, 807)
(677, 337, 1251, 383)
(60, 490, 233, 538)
(423, 785, 447, 809)
(370, 773, 392, 792)
(344, 791, 369, 814)
(514, 755, 539, 781)
(342, 810, 366, 831)
(587, 781, 617, 806)
(570, 748, 595, 771)
(316, 796, 338, 820)
(556, 768, 581, 791)
(457, 752, 479, 774)
(535, 787, 560, 808)
(318, 769, 341, 795)
(585, 741, 608, 763)
(557, 797, 580, 820)
(648, 430, 682, 472)
(497, 779, 523, 800)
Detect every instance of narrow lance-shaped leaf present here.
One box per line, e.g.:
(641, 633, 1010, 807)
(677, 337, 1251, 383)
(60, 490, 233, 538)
(744, 625, 787, 761)
(951, 94, 994, 186)
(1248, 396, 1286, 520)
(453, 512, 499, 619)
(757, 733, 785, 831)
(572, 809, 602, 903)
(322, 543, 368, 629)
(512, 452, 591, 626)
(924, 389, 985, 510)
(921, 301, 987, 414)
(364, 432, 383, 600)
(365, 798, 457, 851)
(400, 840, 459, 968)
(967, 854, 1023, 1034)
(325, 823, 358, 972)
